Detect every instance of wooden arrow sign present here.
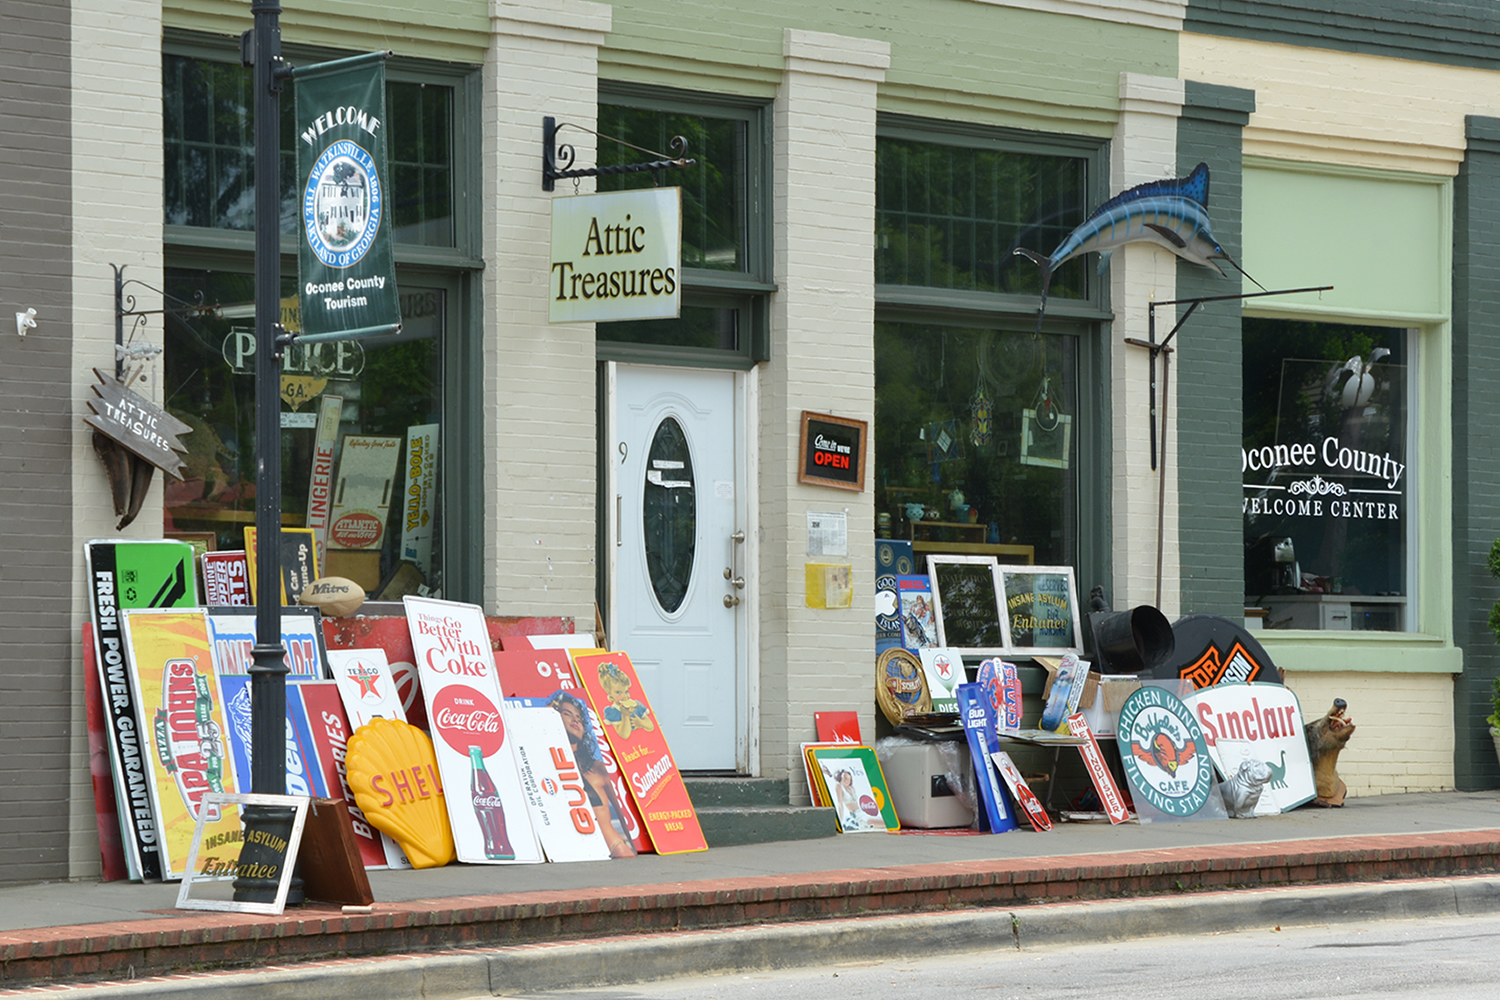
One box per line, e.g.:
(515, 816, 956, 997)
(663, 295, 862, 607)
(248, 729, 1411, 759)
(83, 368, 191, 480)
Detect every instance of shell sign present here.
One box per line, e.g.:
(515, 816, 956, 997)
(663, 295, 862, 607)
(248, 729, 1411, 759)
(346, 717, 454, 869)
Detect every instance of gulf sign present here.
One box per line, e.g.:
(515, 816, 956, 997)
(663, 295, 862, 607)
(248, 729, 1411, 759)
(1182, 682, 1315, 813)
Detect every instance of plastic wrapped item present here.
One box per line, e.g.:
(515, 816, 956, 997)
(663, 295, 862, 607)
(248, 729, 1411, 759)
(875, 736, 979, 829)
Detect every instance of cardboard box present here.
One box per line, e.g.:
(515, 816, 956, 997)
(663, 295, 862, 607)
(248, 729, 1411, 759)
(881, 741, 975, 829)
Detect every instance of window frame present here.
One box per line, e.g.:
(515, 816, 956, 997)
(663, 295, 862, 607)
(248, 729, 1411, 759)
(872, 115, 1112, 605)
(161, 32, 486, 602)
(594, 82, 775, 370)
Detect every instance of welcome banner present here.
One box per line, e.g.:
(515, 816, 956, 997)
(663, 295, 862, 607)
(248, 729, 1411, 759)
(294, 53, 401, 343)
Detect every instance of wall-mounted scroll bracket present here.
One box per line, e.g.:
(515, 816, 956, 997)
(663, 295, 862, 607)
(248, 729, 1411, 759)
(1124, 283, 1333, 608)
(542, 115, 695, 192)
(112, 263, 217, 383)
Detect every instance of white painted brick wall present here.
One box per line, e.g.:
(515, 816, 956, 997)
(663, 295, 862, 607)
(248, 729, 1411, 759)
(1109, 74, 1183, 616)
(1286, 670, 1456, 796)
(68, 0, 166, 879)
(764, 30, 889, 800)
(482, 0, 610, 623)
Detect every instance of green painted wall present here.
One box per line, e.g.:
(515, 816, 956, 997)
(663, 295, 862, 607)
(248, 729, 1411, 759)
(1241, 164, 1447, 323)
(1451, 115, 1500, 790)
(165, 1, 491, 63)
(1175, 81, 1254, 618)
(601, 0, 1177, 136)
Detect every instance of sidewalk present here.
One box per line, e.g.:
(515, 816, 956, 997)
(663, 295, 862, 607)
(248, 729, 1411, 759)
(2, 790, 1497, 993)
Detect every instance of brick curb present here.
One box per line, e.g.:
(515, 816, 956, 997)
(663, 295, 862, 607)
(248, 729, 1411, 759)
(3, 830, 1498, 988)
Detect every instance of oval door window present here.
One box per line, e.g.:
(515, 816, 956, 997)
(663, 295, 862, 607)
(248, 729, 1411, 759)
(643, 416, 696, 614)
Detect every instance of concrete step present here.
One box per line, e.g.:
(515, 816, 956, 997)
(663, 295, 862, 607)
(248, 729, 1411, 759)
(695, 804, 838, 847)
(683, 775, 793, 808)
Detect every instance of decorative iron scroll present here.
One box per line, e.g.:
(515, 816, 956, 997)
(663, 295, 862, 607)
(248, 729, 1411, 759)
(542, 116, 695, 192)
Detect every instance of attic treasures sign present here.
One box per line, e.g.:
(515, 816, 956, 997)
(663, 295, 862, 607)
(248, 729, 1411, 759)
(550, 189, 682, 323)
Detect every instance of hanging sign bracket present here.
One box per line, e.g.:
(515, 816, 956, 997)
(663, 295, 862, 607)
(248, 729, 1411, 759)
(542, 116, 695, 192)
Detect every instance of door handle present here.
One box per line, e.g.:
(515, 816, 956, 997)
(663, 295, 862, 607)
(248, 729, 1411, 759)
(723, 594, 741, 608)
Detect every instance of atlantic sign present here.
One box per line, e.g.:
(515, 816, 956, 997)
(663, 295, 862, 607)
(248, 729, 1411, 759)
(549, 188, 682, 324)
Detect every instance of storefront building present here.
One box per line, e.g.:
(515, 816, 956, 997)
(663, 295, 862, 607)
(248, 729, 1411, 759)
(2, 0, 1497, 884)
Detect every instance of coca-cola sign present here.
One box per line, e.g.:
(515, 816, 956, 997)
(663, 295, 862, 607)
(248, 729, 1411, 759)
(431, 684, 505, 757)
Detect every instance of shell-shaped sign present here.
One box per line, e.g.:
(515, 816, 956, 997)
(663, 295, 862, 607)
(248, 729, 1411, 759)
(346, 717, 454, 869)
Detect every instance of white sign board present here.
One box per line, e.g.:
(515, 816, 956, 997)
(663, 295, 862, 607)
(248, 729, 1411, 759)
(405, 596, 544, 864)
(1182, 682, 1316, 813)
(549, 188, 682, 323)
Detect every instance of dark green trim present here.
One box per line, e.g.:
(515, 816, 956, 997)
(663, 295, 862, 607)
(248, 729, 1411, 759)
(1174, 83, 1254, 618)
(1450, 114, 1500, 790)
(1185, 0, 1500, 73)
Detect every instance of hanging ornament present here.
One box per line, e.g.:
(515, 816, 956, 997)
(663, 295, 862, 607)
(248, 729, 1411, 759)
(1033, 375, 1061, 433)
(969, 381, 993, 447)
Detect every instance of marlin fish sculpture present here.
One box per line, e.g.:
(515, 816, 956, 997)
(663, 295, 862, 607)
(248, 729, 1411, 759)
(1013, 162, 1263, 333)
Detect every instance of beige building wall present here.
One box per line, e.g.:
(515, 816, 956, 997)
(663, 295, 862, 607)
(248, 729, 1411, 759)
(68, 0, 166, 879)
(1109, 73, 1183, 618)
(482, 0, 611, 626)
(763, 29, 888, 799)
(1287, 671, 1455, 795)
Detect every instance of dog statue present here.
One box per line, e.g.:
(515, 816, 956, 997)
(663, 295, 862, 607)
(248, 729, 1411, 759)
(1306, 698, 1355, 807)
(1220, 757, 1274, 818)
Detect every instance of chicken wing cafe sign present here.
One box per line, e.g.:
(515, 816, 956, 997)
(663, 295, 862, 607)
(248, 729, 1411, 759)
(549, 189, 682, 323)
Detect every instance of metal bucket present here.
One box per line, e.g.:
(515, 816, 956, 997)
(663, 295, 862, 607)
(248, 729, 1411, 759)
(1089, 605, 1175, 674)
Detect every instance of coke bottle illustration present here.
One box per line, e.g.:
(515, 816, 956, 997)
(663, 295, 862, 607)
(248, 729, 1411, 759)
(469, 745, 514, 860)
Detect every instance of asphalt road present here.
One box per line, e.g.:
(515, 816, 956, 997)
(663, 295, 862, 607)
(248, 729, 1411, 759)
(500, 912, 1500, 1000)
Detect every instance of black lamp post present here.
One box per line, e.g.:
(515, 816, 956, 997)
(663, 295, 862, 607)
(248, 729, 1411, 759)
(233, 0, 297, 904)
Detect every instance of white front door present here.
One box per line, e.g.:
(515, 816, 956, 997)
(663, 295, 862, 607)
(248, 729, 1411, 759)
(609, 363, 747, 771)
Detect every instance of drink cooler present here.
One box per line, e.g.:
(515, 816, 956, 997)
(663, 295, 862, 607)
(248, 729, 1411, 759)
(881, 741, 976, 829)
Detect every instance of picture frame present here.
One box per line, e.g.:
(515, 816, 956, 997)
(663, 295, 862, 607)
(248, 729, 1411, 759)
(998, 565, 1083, 655)
(798, 411, 867, 492)
(176, 792, 310, 916)
(925, 554, 1006, 655)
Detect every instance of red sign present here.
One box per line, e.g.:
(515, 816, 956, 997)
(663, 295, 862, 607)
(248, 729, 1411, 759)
(201, 551, 250, 606)
(814, 711, 862, 744)
(1068, 713, 1130, 825)
(572, 651, 706, 854)
(323, 616, 429, 731)
(296, 680, 389, 868)
(330, 511, 384, 549)
(430, 685, 505, 757)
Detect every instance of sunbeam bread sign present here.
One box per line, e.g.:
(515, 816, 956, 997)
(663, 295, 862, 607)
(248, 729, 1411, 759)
(295, 53, 401, 342)
(550, 189, 682, 323)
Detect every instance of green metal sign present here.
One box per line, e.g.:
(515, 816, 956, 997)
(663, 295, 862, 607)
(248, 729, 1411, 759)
(293, 53, 400, 344)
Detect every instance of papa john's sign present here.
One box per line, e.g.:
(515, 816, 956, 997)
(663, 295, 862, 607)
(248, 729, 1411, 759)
(549, 188, 681, 324)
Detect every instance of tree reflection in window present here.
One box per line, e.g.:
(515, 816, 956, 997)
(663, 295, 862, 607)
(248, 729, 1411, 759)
(643, 417, 696, 614)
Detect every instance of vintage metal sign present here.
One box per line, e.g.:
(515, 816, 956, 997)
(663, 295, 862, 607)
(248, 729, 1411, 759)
(406, 597, 543, 864)
(121, 609, 243, 880)
(1115, 686, 1214, 819)
(85, 539, 199, 880)
(1182, 682, 1316, 813)
(549, 188, 681, 323)
(572, 651, 707, 854)
(294, 53, 401, 342)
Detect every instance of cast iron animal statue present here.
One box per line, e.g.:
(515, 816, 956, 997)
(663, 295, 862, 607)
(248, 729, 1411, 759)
(1013, 162, 1262, 334)
(1220, 757, 1274, 818)
(1305, 698, 1356, 807)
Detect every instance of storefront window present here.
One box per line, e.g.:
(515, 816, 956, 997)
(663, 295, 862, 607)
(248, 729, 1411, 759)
(877, 137, 1087, 300)
(1242, 319, 1410, 631)
(875, 323, 1077, 567)
(593, 92, 768, 361)
(161, 269, 446, 597)
(164, 54, 454, 245)
(162, 47, 472, 599)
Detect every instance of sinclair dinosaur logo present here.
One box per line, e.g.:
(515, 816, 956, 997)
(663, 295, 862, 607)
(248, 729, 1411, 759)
(1116, 686, 1213, 817)
(152, 659, 226, 822)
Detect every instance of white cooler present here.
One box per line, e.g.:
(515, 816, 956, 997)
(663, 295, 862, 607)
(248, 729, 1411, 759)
(880, 741, 975, 829)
